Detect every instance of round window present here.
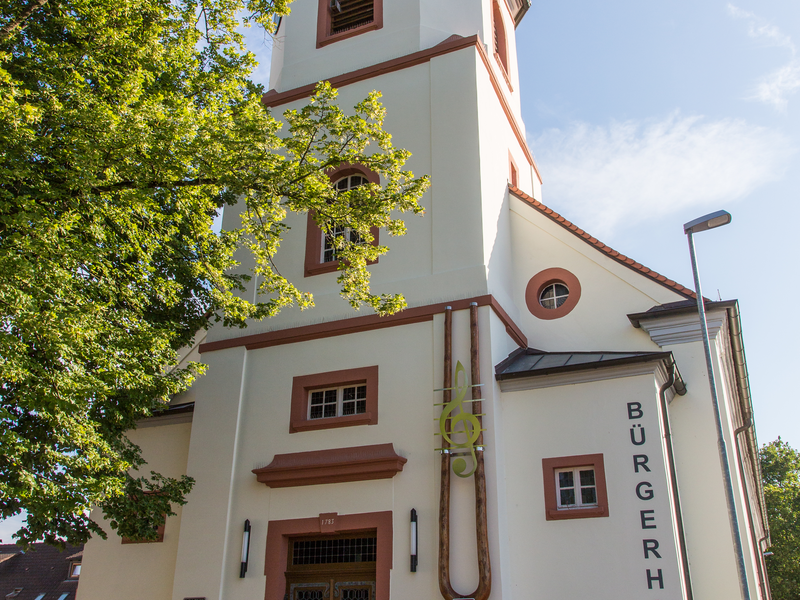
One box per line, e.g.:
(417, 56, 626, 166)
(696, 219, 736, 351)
(539, 283, 569, 310)
(525, 268, 581, 320)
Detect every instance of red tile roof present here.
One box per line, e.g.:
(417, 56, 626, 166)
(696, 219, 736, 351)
(508, 185, 695, 300)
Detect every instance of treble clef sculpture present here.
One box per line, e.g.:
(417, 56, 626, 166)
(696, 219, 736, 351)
(437, 303, 491, 600)
(438, 361, 481, 477)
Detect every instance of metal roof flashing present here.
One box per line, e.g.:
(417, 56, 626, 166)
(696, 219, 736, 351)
(495, 348, 686, 395)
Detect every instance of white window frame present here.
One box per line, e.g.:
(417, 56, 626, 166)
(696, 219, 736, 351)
(555, 466, 598, 509)
(308, 384, 368, 420)
(539, 282, 569, 309)
(321, 174, 368, 263)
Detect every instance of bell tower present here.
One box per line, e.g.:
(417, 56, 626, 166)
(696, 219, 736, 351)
(269, 0, 530, 107)
(260, 0, 541, 329)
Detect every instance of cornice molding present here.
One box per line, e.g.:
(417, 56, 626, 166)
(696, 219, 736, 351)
(252, 443, 407, 488)
(199, 294, 527, 353)
(637, 310, 727, 347)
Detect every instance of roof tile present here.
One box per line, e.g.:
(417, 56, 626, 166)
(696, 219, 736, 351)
(508, 186, 695, 300)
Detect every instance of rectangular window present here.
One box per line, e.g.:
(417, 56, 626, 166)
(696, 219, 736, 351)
(317, 0, 383, 48)
(309, 384, 367, 420)
(291, 367, 378, 433)
(286, 533, 377, 600)
(120, 514, 166, 544)
(555, 467, 597, 508)
(68, 560, 82, 578)
(542, 454, 609, 520)
(509, 152, 519, 187)
(330, 0, 374, 34)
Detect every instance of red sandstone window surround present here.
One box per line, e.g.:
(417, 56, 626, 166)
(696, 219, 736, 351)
(304, 164, 380, 277)
(290, 366, 378, 433)
(265, 511, 392, 600)
(542, 454, 609, 520)
(492, 0, 513, 90)
(317, 0, 384, 49)
(525, 267, 582, 320)
(509, 152, 519, 187)
(120, 515, 166, 544)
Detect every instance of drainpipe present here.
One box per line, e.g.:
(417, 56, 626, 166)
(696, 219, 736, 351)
(658, 356, 693, 600)
(733, 418, 768, 600)
(758, 536, 773, 600)
(727, 302, 770, 599)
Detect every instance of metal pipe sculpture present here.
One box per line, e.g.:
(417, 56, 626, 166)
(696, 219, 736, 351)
(437, 304, 492, 600)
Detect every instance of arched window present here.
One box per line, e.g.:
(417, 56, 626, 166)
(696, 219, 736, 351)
(323, 174, 368, 263)
(492, 0, 509, 74)
(304, 165, 381, 277)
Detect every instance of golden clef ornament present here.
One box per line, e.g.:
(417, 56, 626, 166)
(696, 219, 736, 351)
(438, 360, 482, 477)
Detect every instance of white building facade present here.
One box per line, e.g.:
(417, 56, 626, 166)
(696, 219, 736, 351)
(78, 1, 770, 599)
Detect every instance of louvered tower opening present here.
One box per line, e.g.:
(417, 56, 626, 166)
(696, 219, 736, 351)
(330, 0, 374, 34)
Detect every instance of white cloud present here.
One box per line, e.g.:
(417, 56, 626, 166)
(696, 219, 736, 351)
(727, 4, 800, 111)
(751, 61, 800, 111)
(530, 113, 793, 238)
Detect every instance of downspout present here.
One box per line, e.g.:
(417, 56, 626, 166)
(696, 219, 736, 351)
(734, 418, 768, 600)
(658, 356, 694, 600)
(727, 303, 770, 599)
(758, 536, 773, 600)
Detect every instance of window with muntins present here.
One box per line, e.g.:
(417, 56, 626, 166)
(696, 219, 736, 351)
(304, 166, 380, 277)
(555, 466, 597, 509)
(539, 282, 569, 310)
(322, 175, 367, 263)
(309, 384, 367, 420)
(542, 453, 609, 520)
(290, 366, 378, 433)
(286, 533, 377, 600)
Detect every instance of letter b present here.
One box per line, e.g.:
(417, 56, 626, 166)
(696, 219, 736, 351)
(627, 402, 643, 419)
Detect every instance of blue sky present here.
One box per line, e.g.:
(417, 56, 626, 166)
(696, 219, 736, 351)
(514, 0, 800, 451)
(3, 0, 798, 544)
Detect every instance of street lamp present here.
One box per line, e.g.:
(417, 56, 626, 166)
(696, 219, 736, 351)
(684, 210, 750, 600)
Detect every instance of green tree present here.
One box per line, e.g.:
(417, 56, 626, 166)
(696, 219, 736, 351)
(0, 0, 428, 547)
(761, 438, 800, 599)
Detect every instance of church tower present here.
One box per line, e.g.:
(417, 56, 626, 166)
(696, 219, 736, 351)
(252, 0, 541, 338)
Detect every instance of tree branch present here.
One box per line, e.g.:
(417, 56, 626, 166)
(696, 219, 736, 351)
(87, 177, 221, 194)
(0, 0, 49, 43)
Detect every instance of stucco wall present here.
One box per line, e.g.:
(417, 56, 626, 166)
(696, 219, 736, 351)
(78, 421, 192, 600)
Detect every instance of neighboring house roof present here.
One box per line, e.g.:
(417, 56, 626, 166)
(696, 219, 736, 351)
(0, 544, 82, 600)
(508, 185, 695, 300)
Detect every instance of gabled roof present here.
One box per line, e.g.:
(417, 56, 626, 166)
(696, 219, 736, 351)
(508, 185, 695, 300)
(0, 544, 82, 600)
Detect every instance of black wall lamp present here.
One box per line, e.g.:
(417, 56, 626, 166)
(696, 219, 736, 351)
(240, 519, 251, 578)
(410, 509, 418, 572)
